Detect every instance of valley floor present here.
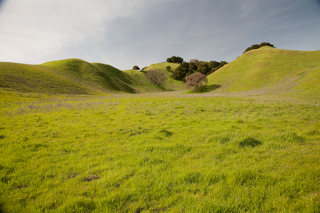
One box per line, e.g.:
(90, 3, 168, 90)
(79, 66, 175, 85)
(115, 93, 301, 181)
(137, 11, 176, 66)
(0, 92, 320, 212)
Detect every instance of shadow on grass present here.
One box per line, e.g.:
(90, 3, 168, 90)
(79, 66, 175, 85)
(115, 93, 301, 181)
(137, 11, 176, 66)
(0, 204, 5, 213)
(188, 84, 221, 93)
(207, 84, 221, 91)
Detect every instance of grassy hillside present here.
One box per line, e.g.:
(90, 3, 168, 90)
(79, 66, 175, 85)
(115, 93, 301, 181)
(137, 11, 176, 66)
(144, 63, 185, 91)
(42, 59, 138, 93)
(122, 69, 165, 93)
(0, 62, 98, 95)
(207, 47, 320, 96)
(0, 59, 184, 96)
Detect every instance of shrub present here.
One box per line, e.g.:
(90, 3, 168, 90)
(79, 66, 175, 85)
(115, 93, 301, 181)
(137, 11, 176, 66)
(281, 132, 305, 143)
(166, 66, 172, 72)
(185, 72, 208, 92)
(132, 65, 140, 70)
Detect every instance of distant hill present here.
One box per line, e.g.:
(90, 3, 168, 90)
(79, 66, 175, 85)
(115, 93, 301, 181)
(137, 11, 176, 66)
(1, 48, 320, 97)
(0, 59, 178, 96)
(207, 47, 320, 96)
(0, 61, 97, 95)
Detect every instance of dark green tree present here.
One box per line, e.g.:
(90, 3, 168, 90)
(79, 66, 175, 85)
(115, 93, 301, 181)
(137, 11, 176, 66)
(260, 42, 275, 48)
(132, 65, 140, 70)
(171, 60, 228, 81)
(244, 42, 275, 53)
(196, 61, 210, 75)
(166, 56, 183, 63)
(171, 62, 192, 81)
(188, 62, 197, 72)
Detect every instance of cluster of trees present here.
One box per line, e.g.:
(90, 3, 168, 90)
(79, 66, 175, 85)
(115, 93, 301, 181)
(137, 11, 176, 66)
(244, 42, 275, 53)
(139, 42, 276, 92)
(166, 56, 183, 63)
(171, 60, 227, 81)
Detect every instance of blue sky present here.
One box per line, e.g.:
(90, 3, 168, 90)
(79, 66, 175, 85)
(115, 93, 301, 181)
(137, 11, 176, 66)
(0, 0, 319, 70)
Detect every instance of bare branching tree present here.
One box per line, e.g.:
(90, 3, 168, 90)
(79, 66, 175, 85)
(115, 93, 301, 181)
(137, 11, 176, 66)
(185, 72, 208, 91)
(145, 69, 167, 86)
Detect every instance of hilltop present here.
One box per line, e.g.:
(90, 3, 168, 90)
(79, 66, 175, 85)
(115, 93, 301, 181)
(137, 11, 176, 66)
(207, 47, 320, 97)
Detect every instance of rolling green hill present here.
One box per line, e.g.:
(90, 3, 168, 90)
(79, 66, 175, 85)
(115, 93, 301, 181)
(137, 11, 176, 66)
(0, 59, 179, 96)
(207, 47, 320, 96)
(0, 62, 97, 95)
(42, 59, 140, 94)
(1, 48, 320, 97)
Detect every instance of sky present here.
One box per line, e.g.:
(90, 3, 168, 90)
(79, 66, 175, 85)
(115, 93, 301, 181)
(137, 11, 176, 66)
(0, 0, 320, 70)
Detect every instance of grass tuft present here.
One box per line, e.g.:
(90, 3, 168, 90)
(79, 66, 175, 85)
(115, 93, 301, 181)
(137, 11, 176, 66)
(184, 172, 203, 183)
(281, 132, 305, 143)
(238, 137, 262, 148)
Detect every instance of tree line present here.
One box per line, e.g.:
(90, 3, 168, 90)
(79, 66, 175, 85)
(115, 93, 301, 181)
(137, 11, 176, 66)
(170, 59, 228, 81)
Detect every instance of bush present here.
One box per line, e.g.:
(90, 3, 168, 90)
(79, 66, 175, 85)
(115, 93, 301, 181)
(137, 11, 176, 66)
(166, 66, 172, 72)
(132, 65, 140, 70)
(185, 72, 208, 92)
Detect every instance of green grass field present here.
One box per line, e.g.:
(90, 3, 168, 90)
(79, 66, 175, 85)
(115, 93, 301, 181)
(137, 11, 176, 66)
(0, 92, 320, 212)
(1, 48, 320, 212)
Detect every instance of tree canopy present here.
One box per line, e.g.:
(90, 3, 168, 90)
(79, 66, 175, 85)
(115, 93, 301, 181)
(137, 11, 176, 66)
(166, 56, 183, 63)
(244, 42, 275, 53)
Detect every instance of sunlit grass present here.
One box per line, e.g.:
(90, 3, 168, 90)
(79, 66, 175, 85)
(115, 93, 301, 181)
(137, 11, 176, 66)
(0, 94, 320, 212)
(208, 47, 320, 96)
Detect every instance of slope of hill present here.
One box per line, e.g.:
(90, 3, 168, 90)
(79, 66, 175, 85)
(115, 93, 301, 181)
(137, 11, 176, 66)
(42, 59, 138, 93)
(0, 62, 98, 95)
(121, 69, 164, 93)
(207, 47, 320, 96)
